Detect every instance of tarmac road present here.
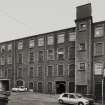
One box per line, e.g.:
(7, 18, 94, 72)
(8, 92, 60, 105)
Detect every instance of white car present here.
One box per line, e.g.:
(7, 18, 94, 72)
(12, 86, 27, 92)
(58, 93, 94, 105)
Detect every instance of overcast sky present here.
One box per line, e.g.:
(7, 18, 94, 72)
(0, 0, 105, 42)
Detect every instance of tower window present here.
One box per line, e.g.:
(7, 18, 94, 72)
(78, 22, 87, 31)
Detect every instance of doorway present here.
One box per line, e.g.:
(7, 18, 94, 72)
(56, 81, 66, 94)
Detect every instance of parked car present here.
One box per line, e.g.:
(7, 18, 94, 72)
(58, 93, 94, 105)
(12, 86, 27, 92)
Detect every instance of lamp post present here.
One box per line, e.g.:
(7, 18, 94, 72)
(102, 77, 104, 105)
(102, 67, 104, 105)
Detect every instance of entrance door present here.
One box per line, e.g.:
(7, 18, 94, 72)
(56, 81, 66, 94)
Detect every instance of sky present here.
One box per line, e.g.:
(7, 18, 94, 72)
(0, 0, 105, 42)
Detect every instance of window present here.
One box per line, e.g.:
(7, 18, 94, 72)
(69, 32, 76, 41)
(68, 47, 75, 60)
(77, 85, 87, 94)
(94, 42, 104, 56)
(29, 39, 34, 48)
(1, 68, 5, 78)
(48, 82, 52, 93)
(38, 51, 44, 62)
(79, 43, 85, 51)
(38, 82, 43, 92)
(47, 65, 53, 77)
(57, 48, 64, 60)
(37, 65, 43, 78)
(29, 67, 34, 79)
(7, 69, 11, 78)
(17, 67, 22, 78)
(7, 54, 12, 64)
(7, 44, 12, 51)
(79, 23, 87, 31)
(18, 53, 23, 64)
(29, 51, 34, 63)
(1, 56, 5, 65)
(68, 64, 75, 77)
(18, 41, 23, 50)
(69, 95, 75, 98)
(80, 63, 85, 70)
(58, 64, 64, 76)
(95, 25, 104, 37)
(94, 63, 103, 75)
(47, 36, 54, 45)
(57, 33, 64, 43)
(1, 45, 5, 52)
(62, 94, 68, 98)
(47, 49, 54, 60)
(38, 37, 44, 46)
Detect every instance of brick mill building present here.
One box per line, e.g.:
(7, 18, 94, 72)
(0, 3, 105, 99)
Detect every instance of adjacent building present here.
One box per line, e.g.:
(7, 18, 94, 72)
(0, 3, 105, 100)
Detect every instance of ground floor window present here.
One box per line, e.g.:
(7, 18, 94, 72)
(48, 82, 52, 94)
(29, 82, 34, 89)
(16, 80, 24, 86)
(38, 82, 43, 93)
(76, 85, 87, 95)
(69, 82, 75, 93)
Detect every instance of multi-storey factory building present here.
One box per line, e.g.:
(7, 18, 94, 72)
(0, 3, 105, 100)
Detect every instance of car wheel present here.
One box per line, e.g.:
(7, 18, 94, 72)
(78, 102, 84, 105)
(59, 99, 64, 104)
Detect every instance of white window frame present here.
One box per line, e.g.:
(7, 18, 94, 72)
(47, 35, 54, 45)
(7, 43, 12, 51)
(47, 49, 54, 60)
(94, 62, 103, 75)
(1, 45, 5, 52)
(47, 65, 54, 77)
(94, 25, 104, 37)
(29, 39, 35, 48)
(57, 48, 65, 60)
(38, 50, 44, 62)
(94, 42, 104, 56)
(69, 32, 76, 41)
(18, 40, 23, 50)
(57, 64, 64, 76)
(57, 33, 65, 44)
(38, 37, 44, 46)
(7, 54, 12, 64)
(1, 55, 5, 65)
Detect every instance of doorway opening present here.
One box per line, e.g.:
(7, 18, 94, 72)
(56, 81, 66, 94)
